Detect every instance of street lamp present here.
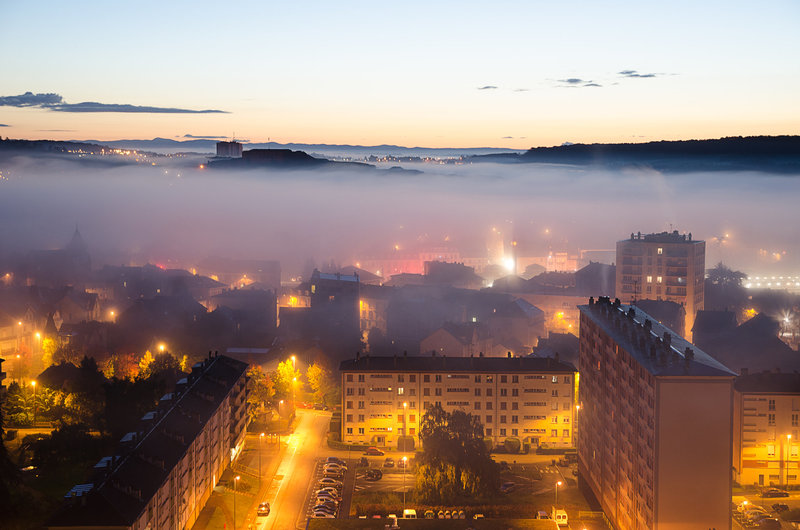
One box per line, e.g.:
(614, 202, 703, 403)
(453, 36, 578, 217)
(402, 456, 408, 513)
(158, 343, 166, 353)
(233, 475, 240, 529)
(292, 377, 297, 410)
(555, 480, 562, 506)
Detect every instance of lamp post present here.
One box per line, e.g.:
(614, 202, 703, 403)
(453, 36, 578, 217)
(259, 433, 265, 480)
(233, 475, 240, 529)
(555, 480, 562, 506)
(292, 377, 297, 411)
(402, 456, 408, 513)
(31, 380, 37, 426)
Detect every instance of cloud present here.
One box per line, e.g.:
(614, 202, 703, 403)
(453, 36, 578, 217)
(502, 136, 514, 139)
(37, 129, 76, 132)
(183, 134, 228, 139)
(0, 91, 227, 113)
(513, 88, 530, 92)
(0, 123, 9, 127)
(555, 78, 601, 88)
(477, 85, 498, 90)
(559, 78, 585, 85)
(583, 83, 602, 87)
(618, 70, 657, 78)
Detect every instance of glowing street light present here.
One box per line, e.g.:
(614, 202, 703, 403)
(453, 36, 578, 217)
(555, 480, 562, 506)
(233, 475, 240, 529)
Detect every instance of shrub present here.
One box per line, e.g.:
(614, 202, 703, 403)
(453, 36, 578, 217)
(503, 437, 521, 454)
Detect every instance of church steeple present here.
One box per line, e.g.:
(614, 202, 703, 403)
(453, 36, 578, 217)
(65, 225, 88, 253)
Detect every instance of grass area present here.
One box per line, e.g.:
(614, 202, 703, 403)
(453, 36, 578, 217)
(310, 519, 559, 529)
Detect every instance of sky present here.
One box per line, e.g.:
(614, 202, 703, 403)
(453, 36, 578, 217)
(1, 0, 799, 148)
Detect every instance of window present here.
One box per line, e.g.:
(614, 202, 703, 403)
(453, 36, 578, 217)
(358, 400, 365, 409)
(486, 428, 493, 436)
(346, 388, 354, 396)
(423, 388, 430, 396)
(346, 374, 353, 382)
(512, 375, 519, 383)
(398, 387, 404, 395)
(512, 428, 518, 436)
(793, 414, 799, 427)
(435, 388, 442, 396)
(551, 403, 559, 410)
(501, 375, 507, 383)
(410, 401, 416, 409)
(486, 401, 493, 410)
(397, 375, 405, 383)
(512, 389, 519, 397)
(769, 399, 776, 411)
(474, 388, 482, 396)
(358, 374, 365, 382)
(346, 401, 353, 409)
(409, 388, 416, 396)
(657, 247, 663, 255)
(647, 276, 652, 283)
(409, 428, 416, 436)
(563, 403, 570, 410)
(358, 427, 364, 435)
(358, 388, 365, 396)
(346, 427, 353, 434)
(769, 413, 776, 426)
(500, 402, 507, 410)
(358, 414, 365, 422)
(563, 429, 569, 438)
(657, 276, 662, 283)
(551, 429, 558, 437)
(474, 402, 481, 410)
(409, 375, 416, 383)
(500, 415, 507, 424)
(398, 428, 405, 435)
(424, 375, 430, 383)
(486, 388, 493, 397)
(398, 414, 404, 422)
(500, 428, 507, 436)
(552, 376, 558, 383)
(551, 416, 558, 423)
(511, 402, 518, 410)
(474, 375, 481, 383)
(552, 390, 559, 397)
(486, 415, 493, 424)
(767, 444, 776, 456)
(564, 376, 570, 384)
(486, 375, 494, 383)
(424, 401, 430, 409)
(511, 415, 518, 424)
(500, 388, 507, 397)
(435, 375, 442, 383)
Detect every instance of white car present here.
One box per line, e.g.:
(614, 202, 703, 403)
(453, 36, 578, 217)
(317, 478, 343, 488)
(312, 511, 336, 518)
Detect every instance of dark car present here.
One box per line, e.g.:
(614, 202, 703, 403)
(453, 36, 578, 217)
(365, 468, 383, 481)
(257, 502, 270, 516)
(499, 481, 516, 493)
(383, 457, 395, 468)
(364, 447, 384, 456)
(757, 518, 781, 529)
(762, 488, 789, 498)
(358, 457, 369, 467)
(772, 503, 789, 513)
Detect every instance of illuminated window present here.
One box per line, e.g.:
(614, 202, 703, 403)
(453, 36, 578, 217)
(657, 248, 663, 255)
(647, 276, 653, 283)
(409, 414, 416, 422)
(398, 387, 404, 395)
(311, 284, 316, 293)
(552, 376, 558, 383)
(657, 276, 662, 283)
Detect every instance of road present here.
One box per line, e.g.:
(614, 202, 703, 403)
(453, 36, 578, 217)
(251, 410, 331, 530)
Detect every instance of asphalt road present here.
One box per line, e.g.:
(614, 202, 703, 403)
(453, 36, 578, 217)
(252, 410, 331, 530)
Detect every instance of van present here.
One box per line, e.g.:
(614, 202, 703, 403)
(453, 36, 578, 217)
(403, 509, 417, 519)
(552, 507, 568, 527)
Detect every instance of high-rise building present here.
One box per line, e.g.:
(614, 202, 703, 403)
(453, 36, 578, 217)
(340, 353, 577, 450)
(733, 371, 800, 488)
(216, 140, 243, 158)
(615, 231, 705, 334)
(578, 297, 735, 529)
(48, 353, 248, 530)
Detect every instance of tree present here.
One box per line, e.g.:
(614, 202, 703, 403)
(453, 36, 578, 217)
(705, 262, 748, 312)
(306, 361, 334, 406)
(41, 337, 57, 369)
(138, 350, 155, 376)
(272, 360, 301, 401)
(416, 404, 499, 503)
(246, 366, 274, 425)
(707, 262, 747, 286)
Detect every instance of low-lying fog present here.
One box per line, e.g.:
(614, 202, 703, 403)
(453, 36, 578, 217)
(1, 154, 798, 277)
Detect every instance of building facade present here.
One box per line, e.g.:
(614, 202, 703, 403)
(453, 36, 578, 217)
(48, 353, 248, 530)
(615, 231, 705, 335)
(733, 371, 799, 488)
(578, 297, 735, 529)
(340, 354, 577, 450)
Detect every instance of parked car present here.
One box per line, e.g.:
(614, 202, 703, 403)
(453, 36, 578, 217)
(384, 457, 395, 468)
(326, 456, 347, 467)
(314, 501, 337, 512)
(358, 457, 369, 467)
(317, 478, 342, 488)
(437, 510, 445, 519)
(444, 510, 452, 519)
(762, 488, 789, 498)
(312, 511, 335, 518)
(257, 502, 270, 516)
(457, 510, 465, 519)
(398, 458, 409, 469)
(772, 503, 789, 513)
(316, 490, 341, 501)
(324, 463, 345, 472)
(319, 486, 341, 496)
(473, 514, 485, 519)
(500, 481, 516, 493)
(365, 468, 383, 481)
(364, 447, 384, 456)
(313, 402, 325, 410)
(424, 510, 435, 519)
(757, 518, 782, 529)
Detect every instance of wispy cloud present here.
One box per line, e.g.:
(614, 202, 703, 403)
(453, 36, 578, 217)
(501, 136, 527, 140)
(37, 129, 76, 132)
(513, 88, 530, 92)
(0, 123, 9, 127)
(0, 91, 227, 113)
(556, 78, 601, 88)
(559, 78, 586, 85)
(583, 83, 602, 87)
(618, 70, 658, 78)
(182, 134, 228, 139)
(477, 85, 498, 90)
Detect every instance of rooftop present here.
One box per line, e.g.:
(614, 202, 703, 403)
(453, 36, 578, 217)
(621, 230, 701, 244)
(579, 296, 736, 378)
(340, 353, 576, 373)
(734, 371, 800, 394)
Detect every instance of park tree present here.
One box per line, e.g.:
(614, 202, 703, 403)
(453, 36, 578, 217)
(415, 404, 499, 503)
(307, 361, 338, 407)
(705, 262, 748, 313)
(272, 359, 301, 401)
(246, 366, 275, 425)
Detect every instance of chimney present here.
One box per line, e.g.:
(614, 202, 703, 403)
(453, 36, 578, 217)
(507, 351, 512, 358)
(684, 347, 694, 360)
(479, 351, 484, 357)
(589, 296, 594, 306)
(356, 351, 361, 361)
(662, 332, 671, 347)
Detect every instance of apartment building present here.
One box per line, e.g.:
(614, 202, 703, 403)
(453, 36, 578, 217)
(616, 231, 705, 334)
(339, 353, 577, 450)
(733, 371, 800, 487)
(48, 353, 248, 530)
(578, 297, 735, 529)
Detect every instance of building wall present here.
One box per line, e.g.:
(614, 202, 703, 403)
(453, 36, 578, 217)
(734, 390, 800, 487)
(341, 367, 575, 449)
(654, 378, 732, 529)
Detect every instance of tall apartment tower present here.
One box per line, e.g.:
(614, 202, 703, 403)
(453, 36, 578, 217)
(615, 231, 705, 335)
(216, 140, 243, 158)
(578, 297, 735, 529)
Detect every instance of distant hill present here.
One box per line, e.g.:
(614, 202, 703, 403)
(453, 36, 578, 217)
(471, 136, 800, 173)
(76, 137, 522, 158)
